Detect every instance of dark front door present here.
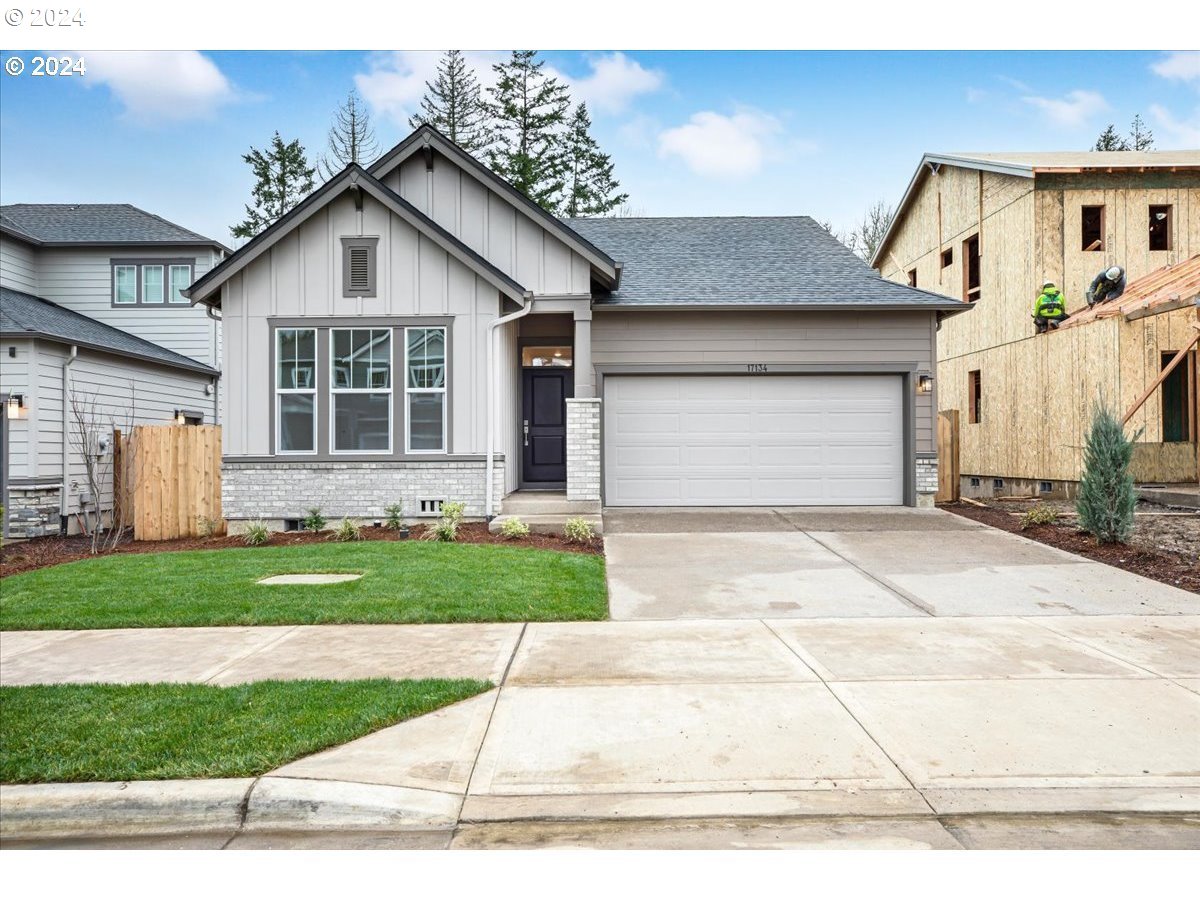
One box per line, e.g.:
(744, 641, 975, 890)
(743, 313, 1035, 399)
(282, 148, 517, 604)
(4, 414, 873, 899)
(522, 368, 572, 484)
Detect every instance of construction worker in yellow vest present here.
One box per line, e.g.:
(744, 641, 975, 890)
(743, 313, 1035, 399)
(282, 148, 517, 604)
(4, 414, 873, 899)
(1032, 281, 1068, 333)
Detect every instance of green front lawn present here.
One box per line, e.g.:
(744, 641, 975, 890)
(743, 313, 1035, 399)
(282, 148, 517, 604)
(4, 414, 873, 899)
(0, 679, 490, 784)
(0, 541, 607, 630)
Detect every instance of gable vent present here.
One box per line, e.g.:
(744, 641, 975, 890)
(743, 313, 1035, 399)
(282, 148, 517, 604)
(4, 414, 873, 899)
(348, 246, 371, 291)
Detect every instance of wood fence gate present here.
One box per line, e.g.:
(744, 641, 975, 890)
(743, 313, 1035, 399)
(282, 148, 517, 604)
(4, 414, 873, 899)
(936, 410, 960, 504)
(114, 425, 222, 541)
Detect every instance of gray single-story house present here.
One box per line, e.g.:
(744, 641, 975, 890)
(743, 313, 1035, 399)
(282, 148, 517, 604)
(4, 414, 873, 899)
(185, 125, 966, 527)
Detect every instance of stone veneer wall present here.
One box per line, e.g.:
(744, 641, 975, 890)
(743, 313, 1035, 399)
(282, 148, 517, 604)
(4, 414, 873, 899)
(5, 485, 63, 538)
(916, 454, 938, 507)
(565, 398, 601, 502)
(222, 459, 505, 525)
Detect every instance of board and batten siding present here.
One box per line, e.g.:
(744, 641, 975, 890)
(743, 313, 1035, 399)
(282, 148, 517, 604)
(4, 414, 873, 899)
(590, 310, 938, 454)
(220, 190, 517, 460)
(383, 155, 593, 297)
(33, 245, 222, 368)
(1, 235, 39, 293)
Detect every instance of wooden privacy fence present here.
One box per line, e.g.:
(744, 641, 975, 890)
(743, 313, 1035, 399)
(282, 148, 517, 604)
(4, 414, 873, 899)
(936, 410, 961, 504)
(114, 425, 222, 541)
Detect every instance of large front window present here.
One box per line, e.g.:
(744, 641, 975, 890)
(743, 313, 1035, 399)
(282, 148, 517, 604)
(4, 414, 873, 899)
(406, 327, 446, 452)
(276, 329, 317, 453)
(331, 328, 392, 453)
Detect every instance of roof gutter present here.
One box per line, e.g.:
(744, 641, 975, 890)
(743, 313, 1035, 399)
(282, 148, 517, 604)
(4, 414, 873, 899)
(485, 291, 534, 520)
(591, 301, 973, 314)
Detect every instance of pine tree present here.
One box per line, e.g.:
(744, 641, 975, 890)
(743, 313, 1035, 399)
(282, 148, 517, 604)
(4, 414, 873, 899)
(319, 90, 379, 179)
(1093, 125, 1130, 151)
(1129, 114, 1155, 151)
(409, 50, 492, 154)
(486, 50, 571, 212)
(231, 132, 315, 240)
(561, 103, 628, 218)
(1075, 405, 1138, 544)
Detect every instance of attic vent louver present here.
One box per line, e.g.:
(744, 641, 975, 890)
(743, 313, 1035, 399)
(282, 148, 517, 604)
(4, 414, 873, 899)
(341, 237, 377, 297)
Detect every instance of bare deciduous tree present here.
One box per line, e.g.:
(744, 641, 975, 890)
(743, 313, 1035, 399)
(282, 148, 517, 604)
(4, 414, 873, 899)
(845, 201, 896, 262)
(67, 382, 137, 553)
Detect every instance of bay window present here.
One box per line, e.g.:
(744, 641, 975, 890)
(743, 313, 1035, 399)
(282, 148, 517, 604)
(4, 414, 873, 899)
(405, 327, 446, 452)
(276, 328, 317, 453)
(331, 328, 392, 453)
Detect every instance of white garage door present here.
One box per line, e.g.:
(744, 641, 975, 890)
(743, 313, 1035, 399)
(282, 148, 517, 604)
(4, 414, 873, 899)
(604, 374, 905, 506)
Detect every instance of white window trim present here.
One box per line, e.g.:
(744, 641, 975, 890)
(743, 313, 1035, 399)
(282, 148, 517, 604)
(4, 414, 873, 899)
(142, 264, 165, 304)
(113, 265, 137, 305)
(329, 327, 393, 455)
(404, 325, 448, 454)
(275, 328, 318, 456)
(168, 264, 193, 304)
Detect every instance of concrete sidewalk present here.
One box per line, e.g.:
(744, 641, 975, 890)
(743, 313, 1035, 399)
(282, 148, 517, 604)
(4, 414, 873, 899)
(4, 615, 1199, 847)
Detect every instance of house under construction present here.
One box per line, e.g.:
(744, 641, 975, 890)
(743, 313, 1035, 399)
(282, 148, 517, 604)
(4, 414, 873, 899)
(873, 150, 1200, 496)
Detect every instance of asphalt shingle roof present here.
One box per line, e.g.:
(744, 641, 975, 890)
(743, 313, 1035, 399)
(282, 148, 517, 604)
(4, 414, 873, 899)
(0, 287, 218, 375)
(563, 215, 965, 308)
(0, 203, 224, 249)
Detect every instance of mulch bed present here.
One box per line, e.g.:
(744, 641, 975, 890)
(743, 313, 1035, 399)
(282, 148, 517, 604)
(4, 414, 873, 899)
(944, 502, 1200, 594)
(0, 522, 602, 578)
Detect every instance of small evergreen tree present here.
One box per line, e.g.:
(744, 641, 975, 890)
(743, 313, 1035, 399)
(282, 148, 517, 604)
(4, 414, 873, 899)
(409, 50, 492, 154)
(1075, 405, 1138, 544)
(1129, 114, 1155, 151)
(486, 50, 571, 212)
(231, 132, 316, 240)
(1093, 125, 1130, 151)
(319, 90, 379, 179)
(561, 103, 628, 218)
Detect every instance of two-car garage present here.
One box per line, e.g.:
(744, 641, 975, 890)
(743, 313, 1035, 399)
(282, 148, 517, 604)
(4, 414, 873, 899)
(603, 374, 906, 507)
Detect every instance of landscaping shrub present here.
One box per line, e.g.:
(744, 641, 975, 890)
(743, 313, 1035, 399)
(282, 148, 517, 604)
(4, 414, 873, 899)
(331, 518, 363, 542)
(500, 517, 530, 539)
(564, 517, 594, 543)
(422, 500, 464, 543)
(1076, 405, 1138, 544)
(195, 515, 222, 538)
(302, 507, 327, 532)
(384, 503, 405, 531)
(243, 521, 270, 546)
(1020, 504, 1059, 530)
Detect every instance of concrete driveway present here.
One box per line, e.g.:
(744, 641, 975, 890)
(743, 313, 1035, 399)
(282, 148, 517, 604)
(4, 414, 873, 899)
(602, 507, 1197, 619)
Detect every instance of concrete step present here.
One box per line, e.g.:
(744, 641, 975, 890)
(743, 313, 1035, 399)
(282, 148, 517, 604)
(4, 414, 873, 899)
(1137, 483, 1200, 510)
(498, 492, 601, 517)
(488, 513, 603, 537)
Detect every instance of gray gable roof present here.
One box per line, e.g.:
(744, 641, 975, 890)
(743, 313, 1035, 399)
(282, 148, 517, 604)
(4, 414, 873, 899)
(564, 216, 967, 310)
(0, 203, 225, 250)
(0, 287, 218, 375)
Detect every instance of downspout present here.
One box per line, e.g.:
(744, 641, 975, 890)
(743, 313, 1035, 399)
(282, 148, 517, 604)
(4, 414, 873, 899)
(60, 344, 78, 527)
(205, 304, 222, 425)
(485, 291, 534, 520)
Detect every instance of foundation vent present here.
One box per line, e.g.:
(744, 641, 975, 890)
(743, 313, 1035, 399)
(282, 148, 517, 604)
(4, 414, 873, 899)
(418, 499, 444, 514)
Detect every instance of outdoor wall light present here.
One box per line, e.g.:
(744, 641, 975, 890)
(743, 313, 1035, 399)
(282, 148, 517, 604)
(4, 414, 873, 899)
(917, 374, 934, 394)
(6, 393, 25, 419)
(173, 409, 186, 425)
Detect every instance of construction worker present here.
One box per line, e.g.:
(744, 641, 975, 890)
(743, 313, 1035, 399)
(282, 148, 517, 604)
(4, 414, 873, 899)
(1032, 281, 1068, 333)
(1086, 265, 1126, 308)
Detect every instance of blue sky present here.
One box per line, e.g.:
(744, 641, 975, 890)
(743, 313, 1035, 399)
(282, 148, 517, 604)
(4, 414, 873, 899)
(2, 50, 1197, 244)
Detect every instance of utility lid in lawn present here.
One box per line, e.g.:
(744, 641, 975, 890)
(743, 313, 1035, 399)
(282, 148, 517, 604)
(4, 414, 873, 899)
(256, 574, 363, 585)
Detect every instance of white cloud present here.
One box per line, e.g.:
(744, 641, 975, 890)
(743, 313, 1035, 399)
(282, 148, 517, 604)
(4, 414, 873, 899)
(572, 52, 664, 114)
(657, 109, 785, 178)
(355, 51, 505, 124)
(965, 87, 987, 104)
(1021, 89, 1108, 128)
(77, 51, 234, 123)
(1151, 51, 1200, 86)
(1149, 103, 1200, 146)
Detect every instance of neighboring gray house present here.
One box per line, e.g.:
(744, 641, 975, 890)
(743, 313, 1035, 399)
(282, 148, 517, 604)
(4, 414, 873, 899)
(0, 205, 225, 537)
(186, 125, 966, 528)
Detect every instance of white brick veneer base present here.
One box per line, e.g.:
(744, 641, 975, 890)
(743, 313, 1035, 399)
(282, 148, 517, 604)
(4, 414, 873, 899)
(222, 459, 505, 523)
(916, 455, 938, 507)
(566, 398, 601, 502)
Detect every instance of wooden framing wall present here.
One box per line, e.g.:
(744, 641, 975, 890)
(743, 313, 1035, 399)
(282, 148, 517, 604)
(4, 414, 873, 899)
(879, 163, 1200, 485)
